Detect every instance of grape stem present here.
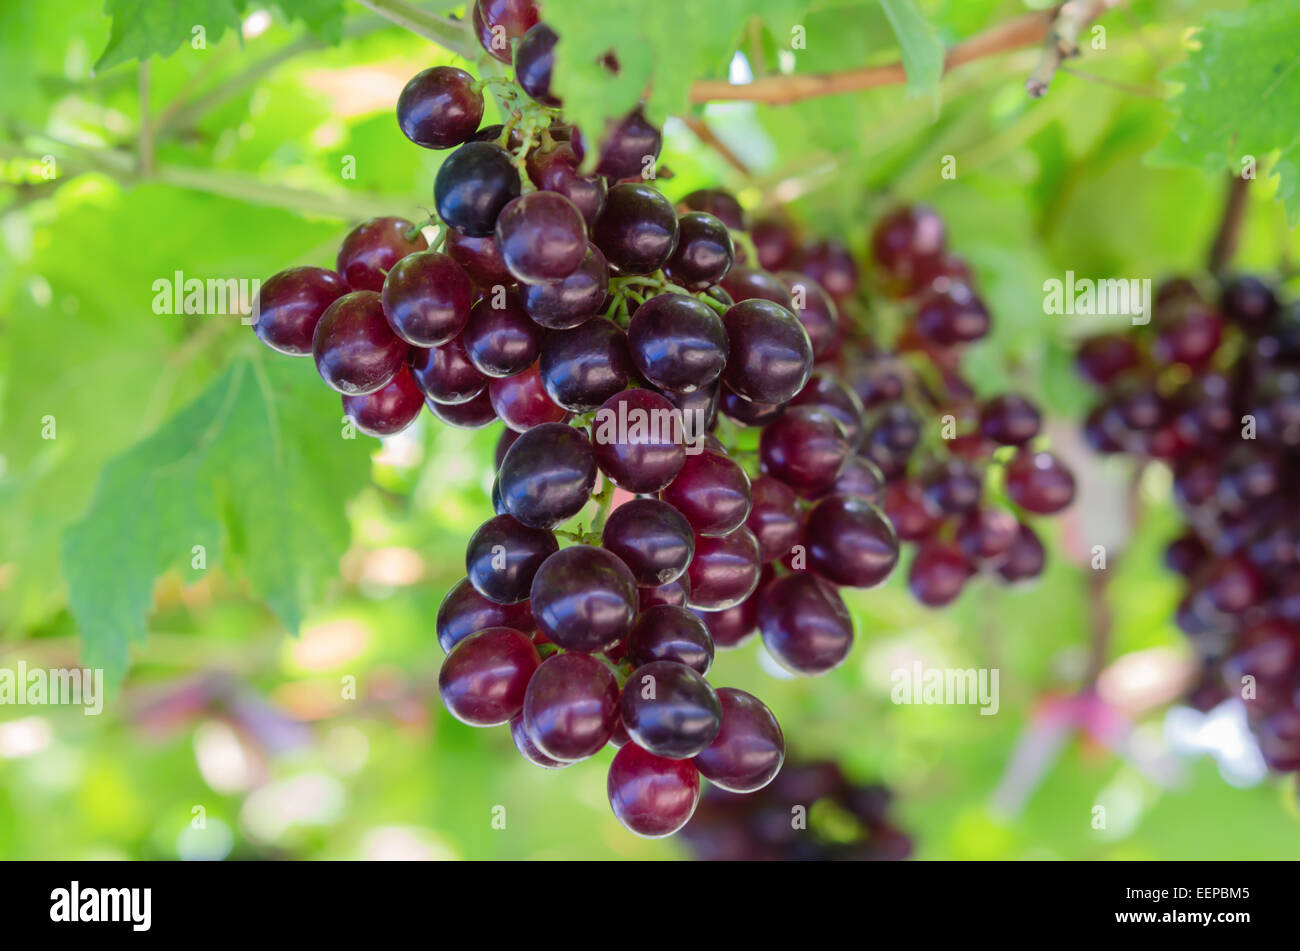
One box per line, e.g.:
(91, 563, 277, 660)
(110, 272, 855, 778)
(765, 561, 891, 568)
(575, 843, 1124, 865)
(587, 479, 617, 537)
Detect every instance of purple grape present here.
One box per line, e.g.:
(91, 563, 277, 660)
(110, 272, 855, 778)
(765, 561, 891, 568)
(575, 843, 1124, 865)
(465, 513, 558, 604)
(488, 362, 568, 432)
(529, 544, 638, 652)
(759, 406, 851, 497)
(498, 422, 597, 528)
(797, 238, 858, 302)
(777, 272, 839, 358)
(1005, 449, 1075, 514)
(803, 494, 899, 588)
(438, 627, 540, 726)
(759, 573, 853, 674)
(825, 455, 886, 505)
(687, 525, 763, 611)
(434, 142, 521, 237)
(595, 107, 662, 181)
(381, 250, 474, 346)
(601, 498, 694, 586)
(521, 244, 609, 329)
(722, 299, 814, 405)
(436, 576, 536, 652)
(538, 317, 634, 411)
(473, 0, 539, 63)
(445, 227, 513, 285)
(693, 687, 784, 792)
(908, 541, 974, 606)
(641, 575, 692, 610)
(523, 652, 620, 760)
(664, 212, 734, 291)
(253, 266, 348, 355)
(997, 522, 1046, 583)
(526, 141, 607, 225)
(336, 217, 429, 292)
(627, 605, 714, 674)
(607, 742, 700, 838)
(915, 282, 990, 344)
(978, 393, 1041, 446)
(495, 190, 588, 284)
(621, 660, 721, 758)
(719, 389, 785, 426)
(463, 291, 543, 377)
(312, 290, 408, 395)
(788, 373, 865, 449)
(409, 333, 488, 404)
(510, 713, 568, 768)
(695, 590, 760, 649)
(751, 216, 798, 271)
(342, 364, 425, 436)
(921, 458, 984, 516)
(746, 475, 802, 563)
(396, 66, 484, 149)
(515, 22, 560, 106)
(721, 265, 795, 309)
(427, 389, 497, 428)
(591, 183, 679, 275)
(627, 292, 727, 393)
(678, 189, 744, 230)
(591, 388, 688, 493)
(660, 447, 752, 537)
(956, 506, 1020, 565)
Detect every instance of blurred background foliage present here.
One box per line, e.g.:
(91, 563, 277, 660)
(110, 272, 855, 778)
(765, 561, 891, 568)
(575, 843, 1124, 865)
(1, 0, 1299, 860)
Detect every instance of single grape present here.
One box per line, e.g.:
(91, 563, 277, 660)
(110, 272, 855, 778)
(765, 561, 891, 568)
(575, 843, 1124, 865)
(803, 494, 899, 588)
(788, 374, 865, 449)
(796, 238, 858, 302)
(745, 475, 802, 563)
(921, 458, 984, 516)
(465, 513, 558, 604)
(473, 0, 539, 62)
(621, 660, 721, 758)
(1075, 333, 1141, 387)
(498, 422, 597, 529)
(627, 292, 727, 392)
(521, 244, 609, 329)
(978, 393, 1041, 446)
(495, 191, 588, 284)
(591, 183, 679, 275)
(870, 205, 946, 283)
(660, 446, 752, 536)
(313, 290, 408, 395)
(463, 291, 543, 377)
(862, 403, 920, 478)
(426, 389, 497, 428)
(509, 713, 568, 768)
(777, 272, 839, 358)
(663, 212, 734, 291)
(908, 541, 973, 607)
(607, 742, 700, 838)
(342, 365, 424, 436)
(641, 575, 692, 610)
(719, 389, 785, 427)
(882, 479, 940, 541)
(488, 362, 569, 432)
(601, 497, 694, 586)
(758, 573, 853, 675)
(253, 266, 348, 355)
(523, 652, 620, 761)
(956, 506, 1021, 565)
(396, 66, 484, 149)
(539, 317, 634, 411)
(336, 217, 429, 292)
(434, 142, 521, 237)
(661, 378, 720, 434)
(825, 455, 886, 505)
(445, 227, 513, 285)
(915, 282, 990, 345)
(694, 587, 760, 649)
(381, 250, 474, 346)
(515, 23, 560, 106)
(759, 405, 851, 497)
(751, 216, 798, 271)
(595, 106, 662, 181)
(529, 544, 639, 652)
(720, 265, 795, 310)
(438, 627, 540, 726)
(1004, 449, 1076, 514)
(686, 525, 763, 611)
(627, 605, 714, 674)
(526, 141, 607, 225)
(591, 388, 688, 493)
(722, 299, 814, 405)
(693, 688, 784, 793)
(436, 576, 536, 653)
(678, 189, 744, 230)
(408, 333, 488, 404)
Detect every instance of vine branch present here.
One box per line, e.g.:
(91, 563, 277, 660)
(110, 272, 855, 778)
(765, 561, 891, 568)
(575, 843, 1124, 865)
(1209, 171, 1251, 276)
(682, 116, 751, 177)
(1026, 0, 1119, 98)
(352, 0, 477, 59)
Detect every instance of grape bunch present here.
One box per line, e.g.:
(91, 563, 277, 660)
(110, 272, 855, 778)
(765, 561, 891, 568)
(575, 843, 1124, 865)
(1076, 273, 1300, 773)
(680, 759, 913, 860)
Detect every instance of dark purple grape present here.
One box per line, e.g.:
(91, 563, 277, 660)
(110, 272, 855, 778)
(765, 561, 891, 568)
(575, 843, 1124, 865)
(627, 292, 727, 392)
(687, 526, 763, 611)
(621, 660, 721, 758)
(849, 359, 907, 409)
(1154, 308, 1223, 367)
(529, 545, 638, 652)
(436, 576, 536, 652)
(601, 498, 694, 586)
(720, 266, 795, 309)
(978, 393, 1041, 446)
(521, 245, 609, 329)
(591, 388, 688, 492)
(524, 652, 620, 760)
(510, 713, 568, 768)
(526, 141, 607, 225)
(751, 216, 797, 271)
(591, 183, 679, 275)
(871, 205, 945, 284)
(641, 575, 691, 610)
(438, 627, 540, 726)
(862, 402, 920, 478)
(1075, 333, 1141, 387)
(825, 456, 885, 505)
(396, 66, 484, 149)
(607, 742, 700, 837)
(539, 318, 633, 411)
(915, 282, 989, 344)
(495, 427, 521, 468)
(498, 422, 597, 528)
(474, 0, 539, 63)
(1221, 275, 1279, 335)
(719, 389, 785, 426)
(996, 523, 1045, 583)
(695, 587, 760, 649)
(678, 189, 744, 230)
(796, 238, 858, 302)
(777, 272, 838, 358)
(381, 250, 473, 346)
(663, 212, 734, 291)
(722, 299, 814, 405)
(427, 389, 497, 428)
(595, 106, 662, 181)
(463, 291, 542, 377)
(627, 605, 714, 674)
(661, 378, 720, 433)
(313, 290, 408, 394)
(434, 142, 521, 237)
(746, 476, 802, 563)
(956, 506, 1020, 565)
(515, 22, 560, 106)
(337, 217, 429, 292)
(908, 541, 973, 606)
(409, 333, 487, 404)
(1165, 531, 1208, 577)
(693, 687, 783, 792)
(921, 458, 983, 516)
(466, 513, 558, 604)
(445, 227, 512, 285)
(759, 573, 853, 674)
(804, 494, 898, 588)
(788, 373, 865, 449)
(488, 362, 568, 432)
(342, 364, 424, 436)
(253, 266, 348, 355)
(495, 190, 588, 284)
(660, 447, 752, 536)
(759, 406, 851, 497)
(883, 479, 939, 541)
(1005, 449, 1075, 514)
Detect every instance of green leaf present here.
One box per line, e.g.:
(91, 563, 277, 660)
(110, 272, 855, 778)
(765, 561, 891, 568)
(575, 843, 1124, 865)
(878, 0, 944, 108)
(1148, 0, 1300, 224)
(62, 353, 371, 682)
(96, 0, 244, 71)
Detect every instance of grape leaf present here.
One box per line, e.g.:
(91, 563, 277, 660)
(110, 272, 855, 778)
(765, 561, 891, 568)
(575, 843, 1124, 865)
(878, 0, 944, 107)
(62, 352, 371, 682)
(96, 0, 244, 71)
(1148, 1, 1300, 224)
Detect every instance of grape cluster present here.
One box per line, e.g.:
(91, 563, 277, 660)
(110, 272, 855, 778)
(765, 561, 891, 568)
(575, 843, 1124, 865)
(1076, 274, 1300, 773)
(680, 759, 913, 860)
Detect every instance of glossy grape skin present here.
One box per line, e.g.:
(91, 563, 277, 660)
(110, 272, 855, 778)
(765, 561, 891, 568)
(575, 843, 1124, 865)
(523, 652, 620, 761)
(342, 365, 425, 436)
(908, 541, 974, 607)
(721, 266, 795, 309)
(515, 22, 560, 106)
(641, 575, 691, 610)
(396, 66, 484, 149)
(627, 605, 714, 674)
(498, 422, 597, 529)
(759, 573, 853, 675)
(803, 494, 899, 588)
(660, 447, 752, 537)
(745, 476, 802, 563)
(777, 272, 839, 358)
(336, 217, 429, 292)
(607, 742, 700, 838)
(426, 388, 497, 428)
(595, 107, 663, 181)
(825, 456, 886, 505)
(870, 204, 946, 283)
(921, 458, 984, 516)
(521, 245, 609, 329)
(473, 0, 539, 62)
(463, 292, 543, 377)
(722, 299, 814, 405)
(601, 498, 694, 586)
(539, 318, 633, 411)
(678, 189, 745, 230)
(751, 216, 798, 271)
(695, 589, 760, 649)
(409, 334, 488, 404)
(662, 379, 720, 434)
(591, 388, 687, 493)
(663, 212, 734, 291)
(627, 293, 727, 392)
(436, 576, 536, 652)
(797, 238, 859, 302)
(997, 523, 1046, 583)
(488, 362, 568, 432)
(438, 627, 540, 726)
(1075, 333, 1141, 387)
(434, 142, 522, 237)
(978, 393, 1041, 446)
(788, 374, 866, 449)
(380, 250, 474, 346)
(759, 406, 852, 497)
(495, 191, 588, 284)
(1005, 449, 1076, 514)
(465, 513, 558, 604)
(621, 660, 721, 758)
(253, 266, 348, 355)
(510, 713, 568, 768)
(445, 227, 513, 285)
(915, 282, 990, 344)
(529, 545, 639, 652)
(312, 290, 409, 395)
(592, 183, 679, 275)
(693, 688, 784, 793)
(687, 526, 763, 611)
(526, 141, 607, 225)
